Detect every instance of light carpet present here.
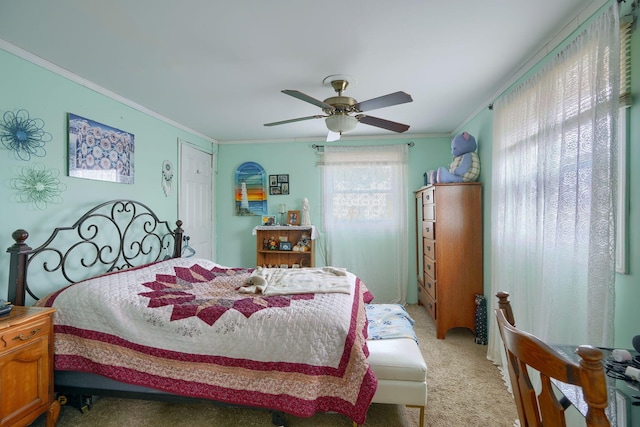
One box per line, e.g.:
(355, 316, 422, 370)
(31, 304, 518, 426)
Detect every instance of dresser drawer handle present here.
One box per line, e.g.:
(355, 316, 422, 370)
(13, 328, 41, 341)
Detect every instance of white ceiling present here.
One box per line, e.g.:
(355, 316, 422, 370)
(0, 0, 598, 142)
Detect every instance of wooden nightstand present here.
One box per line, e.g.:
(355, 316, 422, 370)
(0, 306, 59, 427)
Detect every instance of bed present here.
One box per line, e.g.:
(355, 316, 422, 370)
(5, 200, 380, 426)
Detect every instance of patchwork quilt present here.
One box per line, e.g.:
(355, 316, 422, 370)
(36, 258, 377, 423)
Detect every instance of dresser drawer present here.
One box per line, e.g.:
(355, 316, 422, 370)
(424, 293, 436, 320)
(417, 282, 430, 308)
(424, 275, 436, 299)
(0, 317, 50, 353)
(424, 255, 436, 281)
(423, 238, 436, 260)
(421, 187, 435, 205)
(422, 221, 435, 240)
(422, 203, 435, 221)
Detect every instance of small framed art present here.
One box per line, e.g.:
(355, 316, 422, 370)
(287, 210, 300, 226)
(269, 174, 289, 195)
(262, 215, 276, 226)
(279, 241, 292, 251)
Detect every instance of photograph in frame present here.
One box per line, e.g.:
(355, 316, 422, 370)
(269, 174, 289, 195)
(287, 210, 300, 225)
(262, 215, 276, 226)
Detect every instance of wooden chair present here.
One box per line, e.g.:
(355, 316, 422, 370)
(495, 291, 610, 427)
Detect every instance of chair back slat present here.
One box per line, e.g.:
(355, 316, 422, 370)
(539, 376, 567, 427)
(506, 354, 529, 426)
(495, 292, 610, 427)
(517, 366, 542, 426)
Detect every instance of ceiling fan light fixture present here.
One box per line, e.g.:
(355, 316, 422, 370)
(325, 114, 358, 134)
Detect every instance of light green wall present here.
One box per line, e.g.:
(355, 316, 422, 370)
(453, 108, 494, 317)
(0, 48, 216, 299)
(215, 136, 453, 304)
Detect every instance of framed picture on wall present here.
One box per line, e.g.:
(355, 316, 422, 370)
(68, 113, 135, 184)
(269, 174, 289, 195)
(235, 162, 267, 216)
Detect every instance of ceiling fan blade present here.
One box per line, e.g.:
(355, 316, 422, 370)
(358, 115, 410, 133)
(282, 90, 334, 110)
(264, 115, 325, 127)
(353, 91, 413, 112)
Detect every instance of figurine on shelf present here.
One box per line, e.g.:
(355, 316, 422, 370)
(268, 236, 278, 250)
(293, 233, 311, 252)
(301, 197, 311, 226)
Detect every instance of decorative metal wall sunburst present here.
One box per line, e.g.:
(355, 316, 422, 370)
(12, 163, 67, 210)
(0, 109, 52, 160)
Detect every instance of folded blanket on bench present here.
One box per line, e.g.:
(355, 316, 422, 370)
(366, 304, 418, 343)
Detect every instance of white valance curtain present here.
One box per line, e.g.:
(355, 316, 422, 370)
(321, 144, 409, 304)
(488, 3, 619, 366)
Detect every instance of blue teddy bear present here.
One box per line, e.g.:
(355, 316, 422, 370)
(428, 132, 480, 184)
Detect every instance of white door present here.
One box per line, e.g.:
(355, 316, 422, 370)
(179, 141, 214, 260)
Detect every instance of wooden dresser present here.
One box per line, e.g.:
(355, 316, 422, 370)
(0, 306, 59, 427)
(415, 183, 482, 339)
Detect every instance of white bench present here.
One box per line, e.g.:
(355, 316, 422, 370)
(354, 305, 428, 427)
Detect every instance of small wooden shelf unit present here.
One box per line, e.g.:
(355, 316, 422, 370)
(255, 226, 314, 268)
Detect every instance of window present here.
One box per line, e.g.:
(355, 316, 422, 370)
(329, 164, 397, 222)
(321, 144, 409, 303)
(489, 5, 620, 356)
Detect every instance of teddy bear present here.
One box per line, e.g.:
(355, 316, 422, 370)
(293, 233, 311, 252)
(428, 132, 480, 184)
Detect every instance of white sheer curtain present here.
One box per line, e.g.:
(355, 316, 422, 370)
(321, 144, 409, 304)
(488, 4, 619, 367)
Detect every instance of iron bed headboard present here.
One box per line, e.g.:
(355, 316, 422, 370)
(7, 199, 183, 306)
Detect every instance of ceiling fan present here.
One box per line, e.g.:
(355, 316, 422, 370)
(264, 75, 413, 141)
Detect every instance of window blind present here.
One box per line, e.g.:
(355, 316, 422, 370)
(620, 14, 634, 107)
